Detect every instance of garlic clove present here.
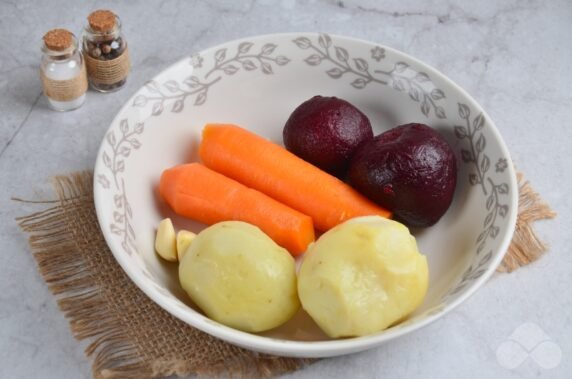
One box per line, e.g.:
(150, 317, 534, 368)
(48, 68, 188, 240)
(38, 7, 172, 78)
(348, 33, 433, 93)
(155, 218, 178, 262)
(177, 230, 196, 261)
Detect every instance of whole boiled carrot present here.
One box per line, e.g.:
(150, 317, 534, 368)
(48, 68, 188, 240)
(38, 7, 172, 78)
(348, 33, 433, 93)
(199, 124, 391, 231)
(159, 163, 314, 256)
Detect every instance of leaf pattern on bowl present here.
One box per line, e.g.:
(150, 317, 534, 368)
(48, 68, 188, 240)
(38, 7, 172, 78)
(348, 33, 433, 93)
(292, 33, 447, 118)
(448, 250, 494, 297)
(453, 103, 510, 255)
(445, 104, 511, 299)
(96, 34, 513, 324)
(97, 119, 143, 256)
(131, 41, 291, 116)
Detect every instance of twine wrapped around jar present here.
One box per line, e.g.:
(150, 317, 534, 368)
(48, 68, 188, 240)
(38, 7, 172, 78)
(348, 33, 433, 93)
(40, 60, 88, 102)
(84, 46, 130, 85)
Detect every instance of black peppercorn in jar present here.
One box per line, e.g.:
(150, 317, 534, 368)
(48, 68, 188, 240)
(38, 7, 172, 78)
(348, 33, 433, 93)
(83, 10, 130, 92)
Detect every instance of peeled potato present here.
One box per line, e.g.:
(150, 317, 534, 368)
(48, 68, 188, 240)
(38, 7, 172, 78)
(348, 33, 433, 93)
(298, 216, 428, 338)
(179, 221, 299, 333)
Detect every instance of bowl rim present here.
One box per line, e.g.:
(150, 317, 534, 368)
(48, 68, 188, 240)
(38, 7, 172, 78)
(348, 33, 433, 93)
(93, 32, 518, 357)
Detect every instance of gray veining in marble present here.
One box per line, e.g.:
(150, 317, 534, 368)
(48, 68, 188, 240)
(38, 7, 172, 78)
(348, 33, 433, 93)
(1, 0, 571, 378)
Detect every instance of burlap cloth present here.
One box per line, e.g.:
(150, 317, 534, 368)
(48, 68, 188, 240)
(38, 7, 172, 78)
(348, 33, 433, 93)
(15, 171, 555, 379)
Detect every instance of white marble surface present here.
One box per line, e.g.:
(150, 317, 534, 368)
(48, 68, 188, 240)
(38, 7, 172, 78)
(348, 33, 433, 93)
(1, 0, 570, 378)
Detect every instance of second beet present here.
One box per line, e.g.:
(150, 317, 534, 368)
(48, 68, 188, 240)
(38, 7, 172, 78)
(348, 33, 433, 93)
(349, 123, 457, 227)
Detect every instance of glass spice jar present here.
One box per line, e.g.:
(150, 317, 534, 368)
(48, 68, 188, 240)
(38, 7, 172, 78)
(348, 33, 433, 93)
(83, 10, 130, 92)
(40, 29, 87, 111)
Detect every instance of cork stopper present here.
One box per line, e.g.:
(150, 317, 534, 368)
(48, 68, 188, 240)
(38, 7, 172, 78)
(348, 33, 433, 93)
(88, 10, 116, 32)
(43, 29, 73, 51)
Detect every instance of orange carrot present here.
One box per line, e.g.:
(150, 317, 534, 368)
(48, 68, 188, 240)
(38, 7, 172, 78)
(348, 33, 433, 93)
(199, 124, 391, 231)
(160, 163, 314, 255)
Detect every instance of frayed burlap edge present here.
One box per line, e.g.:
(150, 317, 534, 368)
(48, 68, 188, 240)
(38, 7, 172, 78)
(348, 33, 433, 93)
(497, 173, 556, 272)
(15, 170, 553, 378)
(16, 173, 152, 379)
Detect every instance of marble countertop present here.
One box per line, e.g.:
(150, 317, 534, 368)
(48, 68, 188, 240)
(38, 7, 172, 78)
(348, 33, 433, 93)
(1, 1, 570, 378)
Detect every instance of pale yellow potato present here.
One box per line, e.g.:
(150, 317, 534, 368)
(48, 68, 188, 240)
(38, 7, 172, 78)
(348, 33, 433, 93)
(298, 216, 428, 338)
(179, 221, 300, 333)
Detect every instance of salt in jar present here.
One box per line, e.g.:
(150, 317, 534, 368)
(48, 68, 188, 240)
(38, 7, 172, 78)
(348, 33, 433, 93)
(40, 29, 87, 111)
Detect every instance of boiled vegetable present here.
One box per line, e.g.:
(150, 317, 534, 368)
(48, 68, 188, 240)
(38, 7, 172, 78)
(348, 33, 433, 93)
(349, 123, 457, 227)
(179, 221, 300, 332)
(199, 124, 391, 231)
(298, 216, 428, 337)
(283, 95, 373, 176)
(159, 163, 314, 255)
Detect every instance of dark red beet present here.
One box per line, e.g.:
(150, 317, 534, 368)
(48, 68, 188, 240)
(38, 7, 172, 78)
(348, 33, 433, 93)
(349, 123, 457, 227)
(283, 96, 373, 176)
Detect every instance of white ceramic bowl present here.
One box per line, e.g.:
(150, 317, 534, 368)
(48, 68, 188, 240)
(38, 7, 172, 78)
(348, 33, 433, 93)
(94, 33, 518, 357)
